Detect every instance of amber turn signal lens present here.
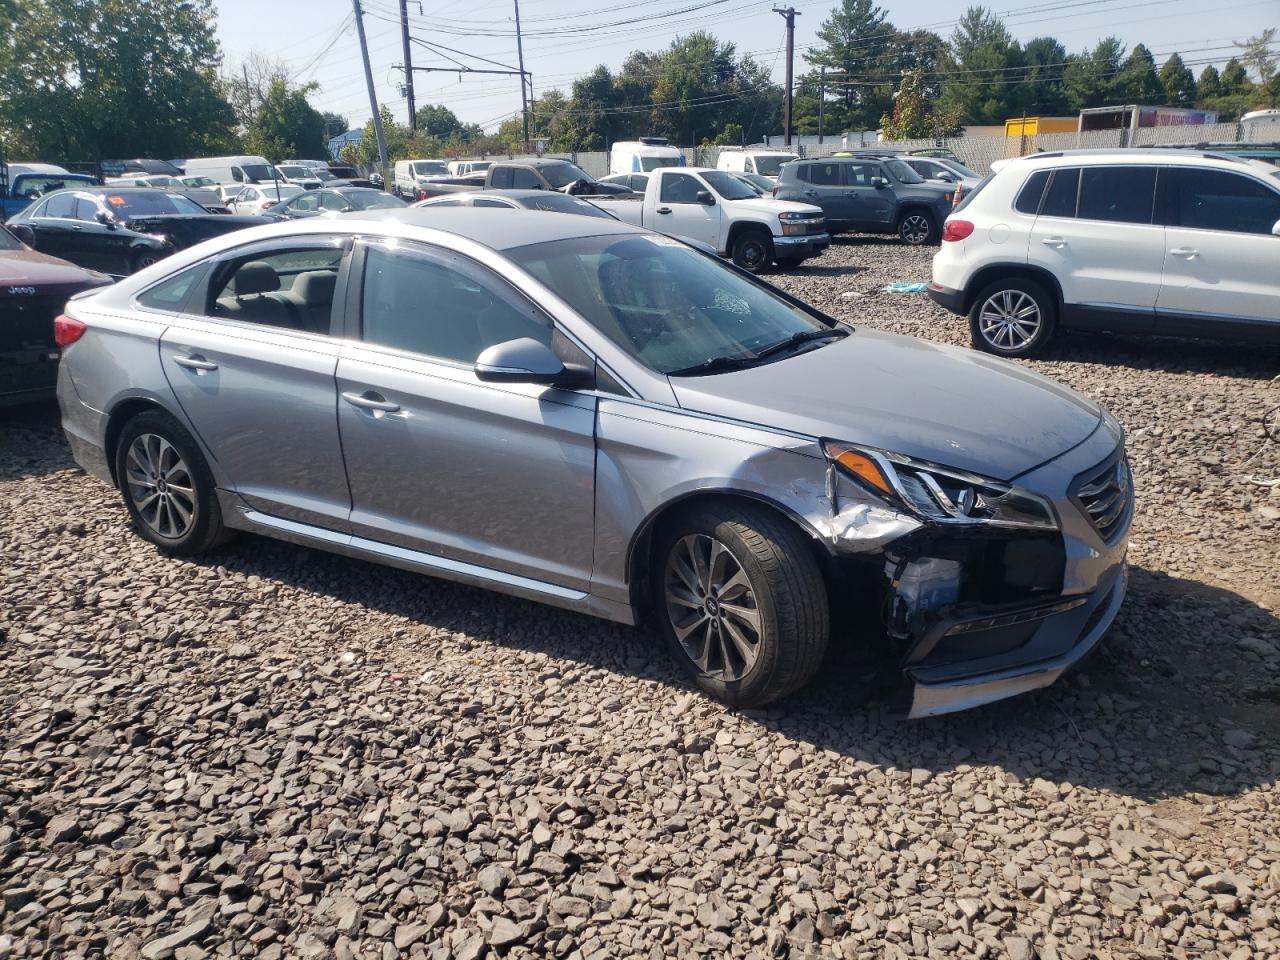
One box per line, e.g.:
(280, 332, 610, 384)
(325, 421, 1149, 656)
(831, 448, 893, 496)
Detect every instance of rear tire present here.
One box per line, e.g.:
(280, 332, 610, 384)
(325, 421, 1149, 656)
(652, 502, 829, 707)
(114, 410, 231, 555)
(968, 277, 1056, 358)
(130, 250, 161, 273)
(731, 230, 773, 273)
(898, 209, 938, 245)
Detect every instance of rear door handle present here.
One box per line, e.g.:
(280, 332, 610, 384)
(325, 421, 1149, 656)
(342, 391, 400, 413)
(1040, 236, 1066, 248)
(656, 206, 672, 215)
(802, 190, 818, 198)
(173, 354, 218, 372)
(1169, 247, 1199, 259)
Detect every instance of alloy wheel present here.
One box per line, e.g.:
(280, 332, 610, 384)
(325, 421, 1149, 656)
(663, 534, 762, 682)
(125, 433, 196, 539)
(978, 290, 1042, 351)
(900, 214, 931, 244)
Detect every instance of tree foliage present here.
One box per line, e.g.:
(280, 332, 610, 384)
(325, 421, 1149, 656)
(879, 67, 962, 139)
(243, 77, 328, 161)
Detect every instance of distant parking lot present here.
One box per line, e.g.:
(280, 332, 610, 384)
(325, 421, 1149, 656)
(2, 236, 1278, 959)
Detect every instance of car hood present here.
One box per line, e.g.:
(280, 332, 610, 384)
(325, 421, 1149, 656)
(730, 197, 824, 218)
(124, 214, 263, 247)
(0, 247, 110, 288)
(669, 328, 1102, 481)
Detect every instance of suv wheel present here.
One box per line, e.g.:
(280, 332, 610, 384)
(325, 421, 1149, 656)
(652, 502, 829, 707)
(115, 410, 231, 554)
(898, 210, 938, 245)
(969, 277, 1056, 358)
(731, 230, 772, 273)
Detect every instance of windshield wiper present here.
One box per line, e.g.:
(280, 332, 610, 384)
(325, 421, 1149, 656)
(753, 327, 847, 360)
(667, 354, 763, 377)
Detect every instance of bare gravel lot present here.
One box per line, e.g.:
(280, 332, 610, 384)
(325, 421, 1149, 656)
(2, 237, 1279, 960)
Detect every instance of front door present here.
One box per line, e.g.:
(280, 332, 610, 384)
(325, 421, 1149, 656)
(655, 172, 723, 250)
(1154, 166, 1280, 331)
(336, 239, 597, 590)
(843, 161, 895, 228)
(159, 238, 353, 530)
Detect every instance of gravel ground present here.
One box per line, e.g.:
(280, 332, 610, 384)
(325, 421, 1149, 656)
(2, 237, 1279, 960)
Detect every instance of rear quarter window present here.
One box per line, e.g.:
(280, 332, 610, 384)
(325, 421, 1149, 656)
(1013, 170, 1050, 214)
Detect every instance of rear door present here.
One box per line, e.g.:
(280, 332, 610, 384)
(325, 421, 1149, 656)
(1153, 166, 1280, 331)
(792, 161, 850, 228)
(654, 172, 722, 249)
(159, 237, 353, 530)
(23, 193, 82, 264)
(1026, 165, 1164, 330)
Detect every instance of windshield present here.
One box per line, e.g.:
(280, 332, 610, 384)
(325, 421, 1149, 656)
(732, 174, 768, 196)
(257, 184, 304, 200)
(886, 159, 924, 184)
(277, 165, 312, 178)
(753, 154, 797, 176)
(468, 161, 491, 172)
(242, 164, 283, 182)
(518, 194, 613, 218)
(147, 176, 183, 187)
(412, 161, 447, 176)
(506, 234, 833, 375)
(182, 176, 215, 187)
(701, 171, 758, 201)
(10, 176, 88, 199)
(349, 191, 405, 209)
(105, 192, 208, 216)
(541, 162, 594, 188)
(944, 159, 979, 178)
(640, 155, 684, 172)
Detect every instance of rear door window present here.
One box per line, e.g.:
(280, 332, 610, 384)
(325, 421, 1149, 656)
(490, 167, 514, 189)
(43, 193, 77, 218)
(510, 168, 541, 189)
(799, 162, 842, 186)
(1078, 166, 1157, 224)
(1039, 168, 1080, 219)
(1156, 167, 1280, 235)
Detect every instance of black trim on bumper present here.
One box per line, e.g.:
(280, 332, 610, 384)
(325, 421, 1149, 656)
(927, 282, 965, 314)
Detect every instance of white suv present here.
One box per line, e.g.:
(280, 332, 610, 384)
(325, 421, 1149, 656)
(929, 149, 1280, 357)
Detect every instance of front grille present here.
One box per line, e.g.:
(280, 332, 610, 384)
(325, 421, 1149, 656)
(1073, 455, 1132, 543)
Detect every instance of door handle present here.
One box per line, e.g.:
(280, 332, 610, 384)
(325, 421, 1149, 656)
(173, 354, 218, 372)
(1169, 247, 1199, 259)
(802, 190, 818, 198)
(71, 225, 83, 231)
(656, 206, 672, 215)
(1040, 236, 1067, 248)
(342, 391, 400, 413)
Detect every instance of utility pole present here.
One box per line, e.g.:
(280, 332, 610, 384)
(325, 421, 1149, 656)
(818, 65, 825, 144)
(773, 7, 799, 147)
(399, 0, 416, 130)
(352, 0, 388, 179)
(513, 0, 530, 152)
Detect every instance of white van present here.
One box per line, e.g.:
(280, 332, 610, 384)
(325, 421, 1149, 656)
(609, 137, 685, 176)
(447, 159, 493, 177)
(716, 149, 799, 180)
(184, 155, 283, 186)
(393, 159, 450, 199)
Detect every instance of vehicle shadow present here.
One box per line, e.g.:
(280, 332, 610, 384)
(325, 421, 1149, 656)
(1043, 331, 1280, 382)
(0, 400, 70, 482)
(198, 535, 1280, 803)
(779, 263, 868, 279)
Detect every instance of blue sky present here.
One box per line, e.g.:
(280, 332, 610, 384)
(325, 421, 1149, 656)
(214, 0, 1278, 134)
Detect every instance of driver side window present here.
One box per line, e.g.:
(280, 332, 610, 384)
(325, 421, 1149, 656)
(660, 173, 701, 204)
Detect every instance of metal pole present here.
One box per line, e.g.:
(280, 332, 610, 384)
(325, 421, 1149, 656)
(399, 0, 416, 130)
(818, 65, 825, 144)
(773, 7, 799, 147)
(514, 0, 529, 152)
(352, 0, 388, 179)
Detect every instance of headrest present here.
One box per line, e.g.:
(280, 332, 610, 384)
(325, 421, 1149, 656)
(235, 262, 280, 296)
(293, 271, 337, 306)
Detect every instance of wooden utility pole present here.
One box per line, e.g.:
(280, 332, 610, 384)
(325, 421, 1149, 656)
(818, 65, 825, 143)
(514, 0, 530, 151)
(773, 7, 799, 146)
(352, 0, 388, 178)
(399, 0, 416, 130)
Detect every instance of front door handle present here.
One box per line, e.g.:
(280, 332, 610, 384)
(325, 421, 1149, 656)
(173, 354, 218, 372)
(1040, 236, 1066, 248)
(656, 206, 672, 215)
(342, 391, 400, 413)
(1169, 247, 1199, 259)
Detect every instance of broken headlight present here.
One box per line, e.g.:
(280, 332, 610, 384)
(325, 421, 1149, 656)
(823, 441, 1058, 531)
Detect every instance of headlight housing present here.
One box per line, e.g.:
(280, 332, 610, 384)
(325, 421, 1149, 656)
(823, 440, 1058, 531)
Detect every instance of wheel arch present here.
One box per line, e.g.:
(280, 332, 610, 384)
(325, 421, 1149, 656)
(725, 220, 775, 252)
(963, 263, 1064, 316)
(104, 396, 171, 486)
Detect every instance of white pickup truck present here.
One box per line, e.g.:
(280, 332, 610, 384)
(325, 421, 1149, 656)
(596, 166, 829, 272)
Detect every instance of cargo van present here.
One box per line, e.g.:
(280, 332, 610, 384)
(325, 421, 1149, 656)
(716, 149, 799, 179)
(184, 155, 283, 186)
(447, 159, 493, 177)
(393, 159, 450, 199)
(609, 137, 685, 175)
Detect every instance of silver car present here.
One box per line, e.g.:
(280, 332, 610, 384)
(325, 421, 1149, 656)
(56, 210, 1132, 717)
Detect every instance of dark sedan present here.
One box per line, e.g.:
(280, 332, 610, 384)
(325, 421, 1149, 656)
(1, 226, 112, 405)
(6, 188, 261, 276)
(265, 187, 405, 219)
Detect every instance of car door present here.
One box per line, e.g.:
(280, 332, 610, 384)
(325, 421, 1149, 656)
(843, 162, 895, 227)
(335, 238, 597, 590)
(23, 193, 81, 263)
(790, 161, 850, 228)
(1026, 165, 1164, 331)
(232, 187, 256, 214)
(158, 237, 354, 530)
(1153, 166, 1280, 331)
(286, 192, 321, 218)
(655, 172, 722, 249)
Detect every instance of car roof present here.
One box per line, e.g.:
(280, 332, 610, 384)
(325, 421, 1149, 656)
(1004, 148, 1263, 170)
(347, 207, 642, 249)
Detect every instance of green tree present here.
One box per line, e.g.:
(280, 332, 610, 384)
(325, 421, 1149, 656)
(648, 33, 739, 144)
(416, 103, 464, 141)
(243, 77, 327, 161)
(1220, 58, 1254, 93)
(1020, 36, 1069, 115)
(320, 112, 350, 139)
(714, 122, 744, 145)
(0, 0, 237, 159)
(1234, 28, 1277, 85)
(941, 7, 1028, 124)
(880, 67, 963, 139)
(804, 0, 898, 132)
(1113, 43, 1162, 102)
(1158, 54, 1197, 106)
(1064, 37, 1125, 110)
(1196, 64, 1223, 100)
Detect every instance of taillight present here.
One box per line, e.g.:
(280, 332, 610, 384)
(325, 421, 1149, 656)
(261, 201, 277, 209)
(54, 314, 87, 347)
(942, 219, 974, 242)
(772, 186, 779, 197)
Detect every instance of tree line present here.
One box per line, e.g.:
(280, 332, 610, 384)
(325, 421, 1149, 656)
(0, 0, 1275, 166)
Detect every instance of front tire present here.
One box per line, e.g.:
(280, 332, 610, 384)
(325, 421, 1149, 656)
(897, 209, 938, 245)
(652, 503, 829, 707)
(731, 230, 773, 273)
(114, 410, 230, 554)
(968, 277, 1056, 358)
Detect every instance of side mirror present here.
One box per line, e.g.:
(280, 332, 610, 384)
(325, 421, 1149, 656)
(871, 177, 890, 188)
(474, 337, 566, 385)
(932, 173, 957, 183)
(1273, 219, 1280, 237)
(95, 211, 116, 229)
(9, 224, 34, 246)
(696, 190, 716, 206)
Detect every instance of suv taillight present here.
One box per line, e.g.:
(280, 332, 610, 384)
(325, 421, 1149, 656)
(772, 186, 779, 197)
(54, 314, 87, 347)
(942, 219, 974, 242)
